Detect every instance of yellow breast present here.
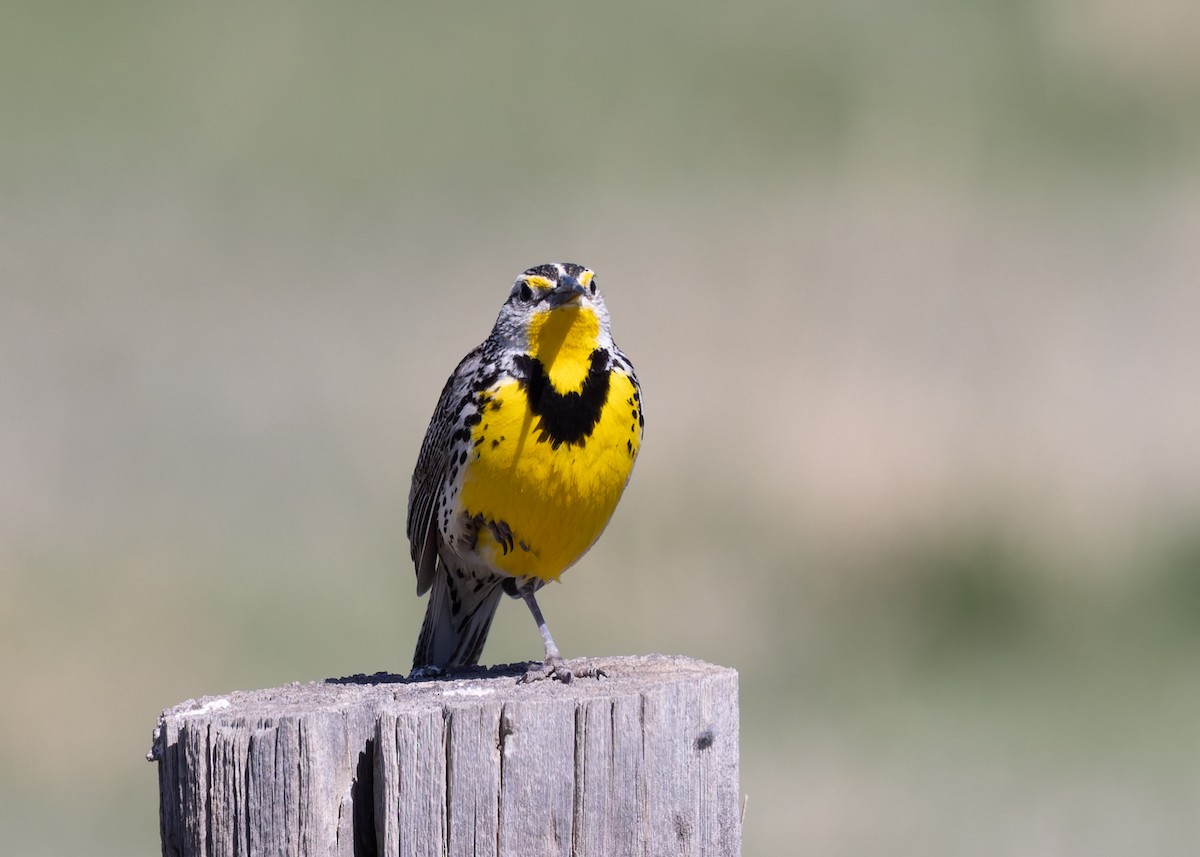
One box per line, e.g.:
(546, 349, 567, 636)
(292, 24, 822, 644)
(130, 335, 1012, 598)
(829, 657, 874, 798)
(458, 313, 641, 580)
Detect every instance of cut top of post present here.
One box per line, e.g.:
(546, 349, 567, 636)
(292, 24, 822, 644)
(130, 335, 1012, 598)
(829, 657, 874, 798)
(152, 655, 731, 742)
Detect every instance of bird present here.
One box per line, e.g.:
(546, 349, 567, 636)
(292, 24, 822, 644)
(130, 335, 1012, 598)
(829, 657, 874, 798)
(407, 262, 643, 682)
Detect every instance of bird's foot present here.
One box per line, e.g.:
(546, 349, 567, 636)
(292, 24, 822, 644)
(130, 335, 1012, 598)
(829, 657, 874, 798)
(519, 656, 606, 685)
(408, 665, 445, 680)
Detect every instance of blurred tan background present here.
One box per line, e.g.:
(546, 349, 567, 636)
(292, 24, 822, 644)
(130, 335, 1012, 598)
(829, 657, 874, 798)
(3, 3, 1199, 854)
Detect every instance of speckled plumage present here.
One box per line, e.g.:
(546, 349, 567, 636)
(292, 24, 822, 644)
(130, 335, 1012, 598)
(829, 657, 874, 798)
(407, 263, 642, 678)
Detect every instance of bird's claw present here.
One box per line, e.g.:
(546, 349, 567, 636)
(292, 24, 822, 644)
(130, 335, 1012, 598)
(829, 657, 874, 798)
(408, 665, 445, 680)
(519, 656, 606, 685)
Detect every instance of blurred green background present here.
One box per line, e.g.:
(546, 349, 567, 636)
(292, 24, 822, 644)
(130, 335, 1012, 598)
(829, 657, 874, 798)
(3, 2, 1199, 854)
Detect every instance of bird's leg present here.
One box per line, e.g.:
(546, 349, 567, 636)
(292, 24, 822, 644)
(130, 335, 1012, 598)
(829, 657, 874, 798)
(517, 586, 604, 683)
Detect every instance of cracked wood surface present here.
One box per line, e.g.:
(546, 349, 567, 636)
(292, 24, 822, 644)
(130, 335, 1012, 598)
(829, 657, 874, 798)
(150, 655, 740, 857)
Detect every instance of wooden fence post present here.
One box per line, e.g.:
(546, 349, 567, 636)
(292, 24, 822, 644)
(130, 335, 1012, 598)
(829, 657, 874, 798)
(149, 654, 740, 856)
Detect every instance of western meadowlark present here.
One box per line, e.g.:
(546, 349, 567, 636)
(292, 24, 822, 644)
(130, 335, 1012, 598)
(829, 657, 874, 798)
(408, 262, 643, 682)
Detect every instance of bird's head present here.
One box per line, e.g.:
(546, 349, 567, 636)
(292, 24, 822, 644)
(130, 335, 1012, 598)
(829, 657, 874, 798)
(491, 263, 614, 362)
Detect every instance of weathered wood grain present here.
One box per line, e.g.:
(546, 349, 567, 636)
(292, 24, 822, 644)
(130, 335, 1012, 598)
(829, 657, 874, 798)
(150, 654, 739, 857)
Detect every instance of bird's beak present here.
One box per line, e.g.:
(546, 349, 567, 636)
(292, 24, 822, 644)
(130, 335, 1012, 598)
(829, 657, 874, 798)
(545, 276, 588, 307)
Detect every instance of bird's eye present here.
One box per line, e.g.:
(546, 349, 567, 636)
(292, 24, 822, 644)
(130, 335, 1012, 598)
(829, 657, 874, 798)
(589, 280, 597, 295)
(518, 283, 533, 302)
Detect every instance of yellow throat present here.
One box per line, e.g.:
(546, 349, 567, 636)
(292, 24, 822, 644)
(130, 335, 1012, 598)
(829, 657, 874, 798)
(458, 304, 642, 580)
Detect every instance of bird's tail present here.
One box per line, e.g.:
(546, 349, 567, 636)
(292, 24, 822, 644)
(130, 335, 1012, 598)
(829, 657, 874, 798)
(412, 560, 505, 669)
